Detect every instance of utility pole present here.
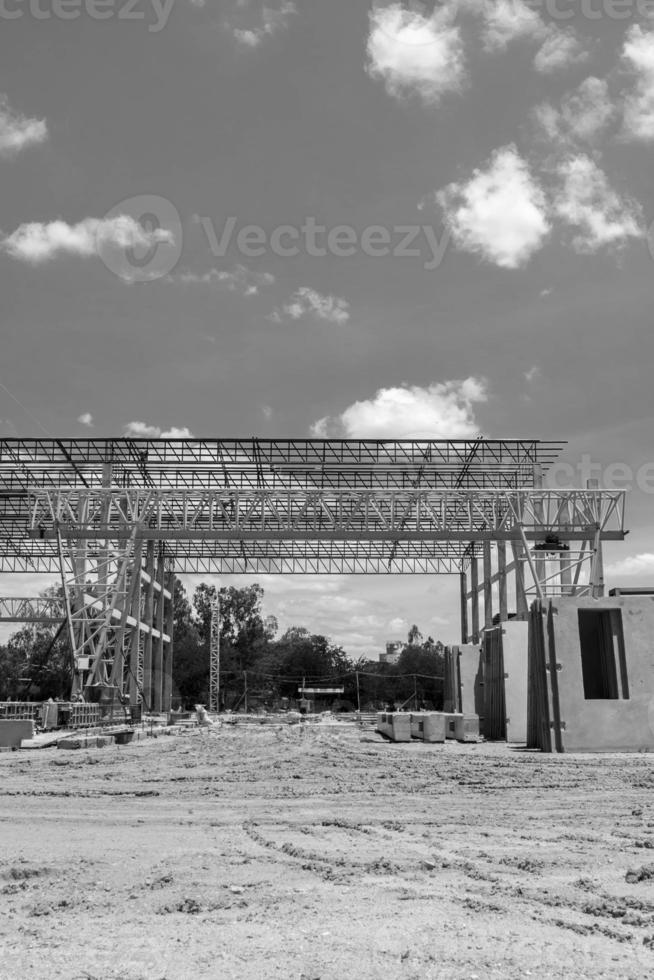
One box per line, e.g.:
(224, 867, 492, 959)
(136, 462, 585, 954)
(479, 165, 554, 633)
(355, 671, 361, 712)
(243, 670, 248, 714)
(209, 595, 220, 713)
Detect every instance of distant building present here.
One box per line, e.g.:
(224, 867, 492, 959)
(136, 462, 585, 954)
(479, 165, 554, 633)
(379, 641, 403, 664)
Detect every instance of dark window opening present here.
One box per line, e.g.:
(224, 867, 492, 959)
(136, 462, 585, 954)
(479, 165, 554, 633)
(578, 609, 629, 700)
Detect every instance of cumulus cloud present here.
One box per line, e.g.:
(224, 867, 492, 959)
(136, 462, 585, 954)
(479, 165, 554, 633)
(77, 413, 94, 427)
(620, 25, 654, 142)
(123, 422, 194, 438)
(533, 28, 589, 75)
(0, 96, 47, 158)
(175, 264, 274, 295)
(605, 553, 654, 578)
(366, 3, 466, 104)
(310, 378, 487, 440)
(2, 216, 174, 264)
(227, 1, 297, 48)
(553, 155, 643, 253)
(437, 145, 550, 269)
(480, 0, 546, 52)
(279, 287, 350, 325)
(533, 77, 616, 147)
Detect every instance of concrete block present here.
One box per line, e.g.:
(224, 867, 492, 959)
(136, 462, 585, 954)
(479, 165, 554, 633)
(410, 713, 424, 739)
(376, 712, 411, 742)
(0, 720, 34, 749)
(445, 713, 462, 739)
(422, 713, 446, 743)
(445, 713, 479, 742)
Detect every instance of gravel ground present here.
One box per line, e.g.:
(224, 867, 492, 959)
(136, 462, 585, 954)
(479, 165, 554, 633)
(1, 721, 654, 979)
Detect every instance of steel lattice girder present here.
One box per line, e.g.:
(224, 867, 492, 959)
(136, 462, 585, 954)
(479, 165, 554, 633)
(0, 437, 565, 492)
(0, 437, 629, 576)
(28, 487, 626, 539)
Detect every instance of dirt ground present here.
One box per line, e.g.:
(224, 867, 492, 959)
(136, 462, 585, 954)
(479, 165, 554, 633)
(1, 721, 654, 980)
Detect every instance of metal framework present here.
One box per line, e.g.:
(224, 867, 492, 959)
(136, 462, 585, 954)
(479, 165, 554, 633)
(0, 437, 628, 706)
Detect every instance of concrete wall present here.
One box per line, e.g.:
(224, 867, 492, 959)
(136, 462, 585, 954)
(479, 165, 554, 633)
(503, 621, 529, 744)
(0, 720, 34, 749)
(549, 596, 654, 752)
(458, 644, 484, 717)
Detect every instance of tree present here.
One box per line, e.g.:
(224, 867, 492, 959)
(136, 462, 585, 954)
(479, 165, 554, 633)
(2, 624, 71, 700)
(171, 580, 205, 707)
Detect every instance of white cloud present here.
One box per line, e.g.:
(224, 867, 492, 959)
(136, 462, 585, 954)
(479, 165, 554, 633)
(228, 1, 297, 48)
(311, 378, 487, 439)
(481, 0, 545, 52)
(2, 216, 174, 264)
(533, 77, 616, 147)
(605, 553, 654, 578)
(437, 145, 550, 269)
(553, 155, 643, 253)
(262, 404, 273, 420)
(0, 95, 47, 158)
(524, 365, 540, 384)
(77, 413, 94, 427)
(388, 616, 408, 634)
(533, 27, 588, 75)
(176, 264, 274, 295)
(620, 25, 654, 142)
(366, 3, 466, 104)
(123, 422, 194, 438)
(280, 287, 350, 325)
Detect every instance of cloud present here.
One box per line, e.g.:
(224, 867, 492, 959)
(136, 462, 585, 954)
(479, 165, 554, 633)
(524, 365, 540, 384)
(605, 553, 654, 578)
(480, 0, 546, 52)
(366, 3, 466, 104)
(123, 422, 194, 438)
(533, 28, 588, 75)
(2, 216, 174, 264)
(0, 95, 47, 158)
(77, 413, 94, 427)
(311, 378, 487, 439)
(553, 155, 643, 253)
(175, 264, 274, 295)
(279, 287, 350, 325)
(437, 145, 550, 269)
(620, 25, 654, 142)
(262, 404, 273, 420)
(533, 77, 616, 147)
(227, 1, 297, 48)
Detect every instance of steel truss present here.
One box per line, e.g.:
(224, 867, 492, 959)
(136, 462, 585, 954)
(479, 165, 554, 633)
(0, 438, 629, 703)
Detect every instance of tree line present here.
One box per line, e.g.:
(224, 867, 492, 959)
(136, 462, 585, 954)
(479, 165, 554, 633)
(0, 581, 445, 710)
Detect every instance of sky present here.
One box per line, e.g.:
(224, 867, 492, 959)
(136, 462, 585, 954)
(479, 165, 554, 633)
(2, 0, 654, 657)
